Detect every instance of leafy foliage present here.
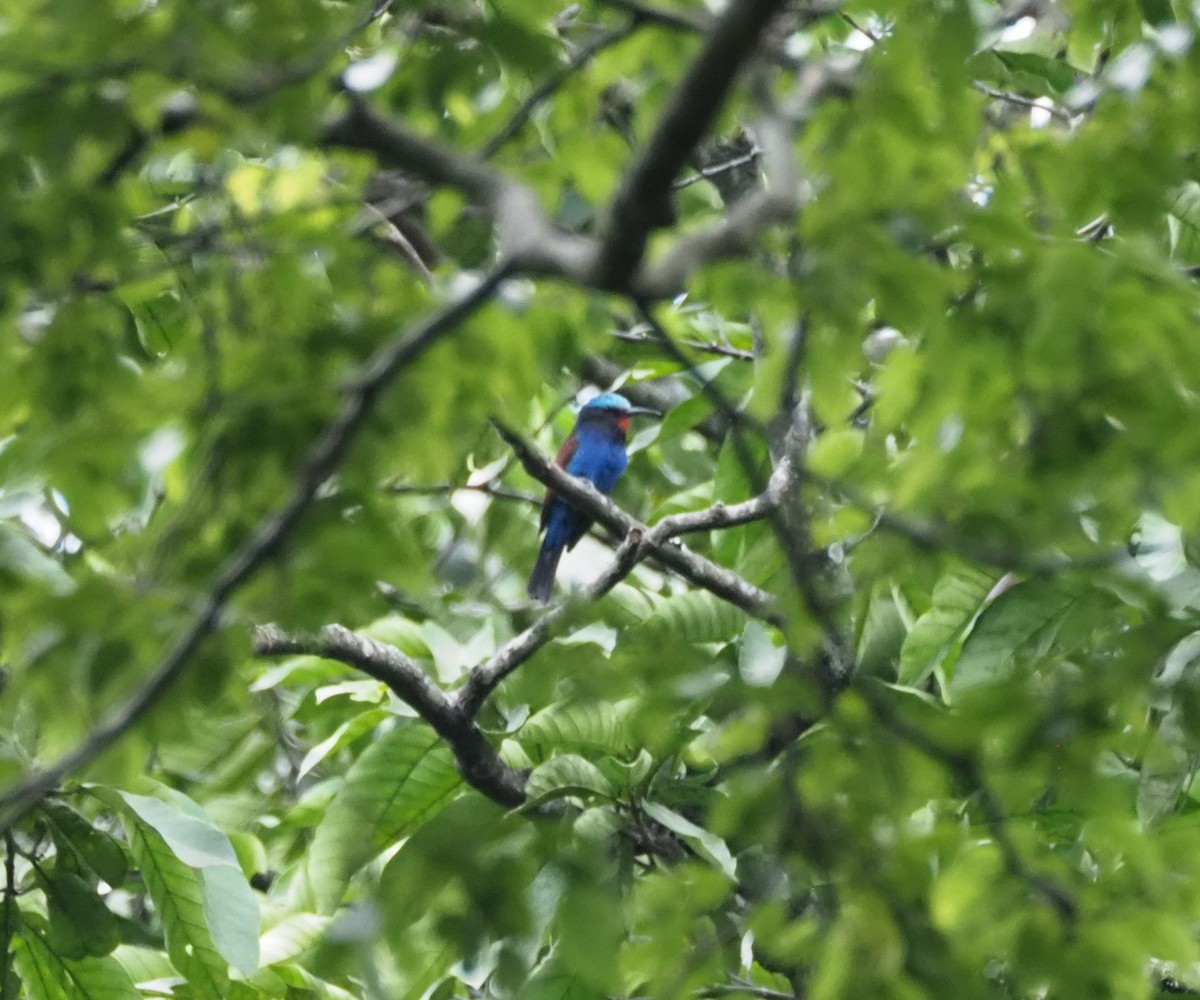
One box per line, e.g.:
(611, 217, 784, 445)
(4, 0, 1200, 998)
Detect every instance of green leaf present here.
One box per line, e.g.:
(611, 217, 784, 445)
(100, 789, 260, 977)
(523, 754, 616, 808)
(113, 791, 242, 870)
(1167, 182, 1200, 266)
(856, 582, 908, 677)
(15, 912, 140, 1000)
(555, 622, 618, 657)
(522, 954, 607, 1000)
(297, 707, 391, 779)
(118, 814, 230, 994)
(359, 614, 433, 659)
(303, 723, 462, 912)
(658, 393, 716, 442)
(43, 869, 119, 959)
(13, 914, 71, 1000)
(376, 796, 508, 938)
(898, 566, 1000, 687)
(640, 801, 737, 879)
(738, 621, 786, 687)
(258, 914, 331, 967)
(807, 428, 865, 479)
(249, 962, 360, 999)
(1138, 711, 1198, 826)
(638, 590, 747, 644)
(1137, 0, 1173, 24)
(0, 522, 74, 596)
(952, 579, 1099, 694)
(42, 801, 128, 886)
(518, 701, 636, 759)
(200, 864, 261, 980)
(111, 946, 178, 987)
(976, 50, 1078, 95)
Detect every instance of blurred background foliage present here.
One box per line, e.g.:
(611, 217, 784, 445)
(4, 0, 1200, 997)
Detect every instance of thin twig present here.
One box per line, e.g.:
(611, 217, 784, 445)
(839, 11, 880, 42)
(0, 262, 515, 833)
(673, 147, 761, 190)
(701, 975, 795, 1000)
(611, 328, 755, 361)
(810, 471, 1122, 575)
(480, 20, 642, 158)
(972, 81, 1073, 125)
(594, 0, 710, 33)
(386, 480, 540, 506)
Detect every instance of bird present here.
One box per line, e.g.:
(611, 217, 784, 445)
(527, 392, 659, 601)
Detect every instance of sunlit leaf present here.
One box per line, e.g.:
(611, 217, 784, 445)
(303, 723, 462, 912)
(898, 566, 1000, 687)
(640, 801, 737, 879)
(523, 753, 616, 808)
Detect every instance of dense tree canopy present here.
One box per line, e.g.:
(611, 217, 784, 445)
(5, 0, 1200, 997)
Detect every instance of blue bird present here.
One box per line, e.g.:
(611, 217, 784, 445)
(528, 392, 659, 601)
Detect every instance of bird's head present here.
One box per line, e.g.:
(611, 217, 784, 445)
(578, 392, 661, 434)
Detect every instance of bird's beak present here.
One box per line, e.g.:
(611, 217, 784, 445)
(626, 406, 662, 417)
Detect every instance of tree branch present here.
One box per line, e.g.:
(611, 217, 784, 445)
(592, 0, 792, 290)
(447, 418, 794, 717)
(491, 419, 779, 617)
(252, 624, 527, 807)
(254, 468, 776, 790)
(321, 7, 856, 299)
(455, 533, 646, 717)
(611, 327, 755, 361)
(0, 262, 516, 834)
(2, 830, 15, 996)
(636, 106, 799, 297)
(633, 302, 856, 690)
(455, 443, 798, 717)
(321, 97, 594, 278)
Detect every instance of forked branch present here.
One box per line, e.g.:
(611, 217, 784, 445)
(252, 624, 528, 807)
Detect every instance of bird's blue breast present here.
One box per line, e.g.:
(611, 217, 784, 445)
(544, 425, 629, 550)
(566, 427, 628, 493)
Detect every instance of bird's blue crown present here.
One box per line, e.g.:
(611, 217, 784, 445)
(582, 392, 633, 412)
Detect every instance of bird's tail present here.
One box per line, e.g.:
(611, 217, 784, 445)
(527, 540, 563, 602)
